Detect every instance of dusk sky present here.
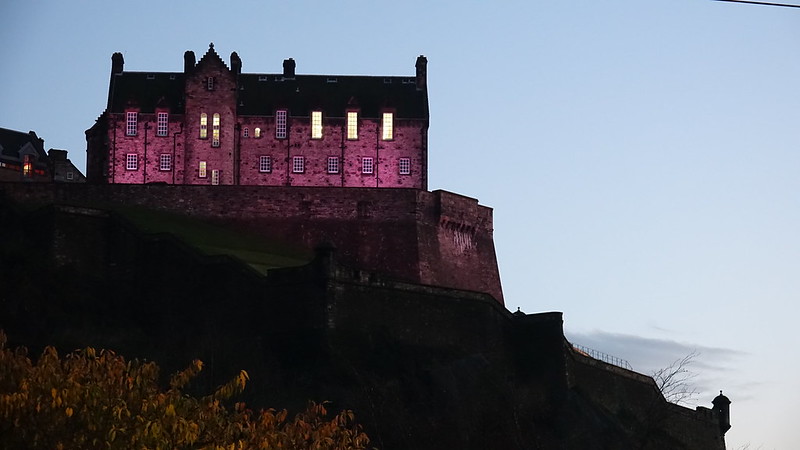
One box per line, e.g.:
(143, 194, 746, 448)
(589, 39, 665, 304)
(2, 1, 799, 448)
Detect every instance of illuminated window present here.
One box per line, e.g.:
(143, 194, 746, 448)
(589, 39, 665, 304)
(311, 111, 323, 139)
(243, 127, 249, 138)
(126, 154, 138, 170)
(207, 77, 214, 91)
(22, 155, 32, 178)
(200, 113, 208, 139)
(382, 112, 393, 140)
(327, 156, 339, 174)
(212, 113, 220, 147)
(399, 157, 411, 175)
(346, 112, 358, 140)
(159, 154, 172, 171)
(292, 156, 305, 173)
(157, 112, 168, 136)
(199, 161, 207, 178)
(362, 157, 373, 174)
(276, 110, 287, 139)
(259, 156, 272, 173)
(211, 169, 220, 185)
(126, 112, 137, 136)
(254, 127, 261, 138)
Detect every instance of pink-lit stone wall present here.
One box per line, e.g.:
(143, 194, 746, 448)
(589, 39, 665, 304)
(106, 112, 186, 184)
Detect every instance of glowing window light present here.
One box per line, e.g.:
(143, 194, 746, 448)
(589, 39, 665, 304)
(254, 127, 261, 138)
(382, 112, 393, 140)
(22, 155, 32, 177)
(311, 111, 323, 139)
(198, 161, 207, 178)
(347, 112, 358, 140)
(200, 113, 208, 139)
(212, 113, 220, 147)
(276, 110, 287, 139)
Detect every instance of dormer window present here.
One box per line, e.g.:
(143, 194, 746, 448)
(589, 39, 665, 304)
(346, 112, 358, 140)
(276, 110, 287, 139)
(311, 111, 323, 139)
(126, 112, 138, 136)
(22, 155, 33, 178)
(381, 112, 393, 140)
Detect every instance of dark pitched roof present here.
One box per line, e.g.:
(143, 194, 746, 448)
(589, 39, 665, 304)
(108, 72, 186, 114)
(237, 74, 426, 119)
(107, 59, 428, 119)
(0, 127, 48, 161)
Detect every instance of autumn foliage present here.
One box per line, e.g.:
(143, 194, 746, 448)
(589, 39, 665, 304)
(0, 331, 371, 449)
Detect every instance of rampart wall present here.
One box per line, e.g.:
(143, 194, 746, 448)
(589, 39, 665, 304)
(0, 183, 503, 302)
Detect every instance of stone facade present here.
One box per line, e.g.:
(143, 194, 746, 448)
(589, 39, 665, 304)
(86, 44, 429, 189)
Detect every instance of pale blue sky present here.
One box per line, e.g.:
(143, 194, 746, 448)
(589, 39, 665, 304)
(2, 1, 798, 448)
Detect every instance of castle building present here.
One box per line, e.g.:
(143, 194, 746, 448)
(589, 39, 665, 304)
(86, 44, 429, 188)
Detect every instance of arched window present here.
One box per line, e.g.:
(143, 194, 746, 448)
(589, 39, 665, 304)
(254, 127, 261, 138)
(200, 113, 208, 139)
(212, 113, 220, 147)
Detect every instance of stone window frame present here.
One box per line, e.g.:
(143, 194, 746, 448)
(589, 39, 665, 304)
(212, 113, 220, 147)
(292, 156, 305, 173)
(346, 111, 358, 140)
(211, 169, 220, 185)
(327, 156, 339, 174)
(159, 154, 172, 171)
(125, 153, 138, 171)
(311, 111, 323, 139)
(200, 113, 208, 139)
(381, 111, 394, 141)
(243, 127, 249, 138)
(126, 112, 138, 136)
(156, 112, 169, 137)
(259, 155, 272, 173)
(361, 157, 374, 174)
(276, 110, 288, 139)
(198, 161, 207, 178)
(399, 157, 411, 175)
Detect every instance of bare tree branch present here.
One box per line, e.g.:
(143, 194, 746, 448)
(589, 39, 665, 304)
(651, 350, 700, 406)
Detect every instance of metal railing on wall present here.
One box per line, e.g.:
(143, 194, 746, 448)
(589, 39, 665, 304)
(572, 343, 633, 371)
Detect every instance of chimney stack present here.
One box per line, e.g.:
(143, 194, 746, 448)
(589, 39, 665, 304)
(283, 58, 296, 79)
(231, 52, 242, 75)
(184, 51, 196, 73)
(111, 52, 124, 75)
(415, 55, 427, 91)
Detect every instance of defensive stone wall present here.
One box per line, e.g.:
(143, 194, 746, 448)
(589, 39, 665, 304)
(0, 183, 503, 302)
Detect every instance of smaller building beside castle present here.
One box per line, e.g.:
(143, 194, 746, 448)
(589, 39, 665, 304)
(86, 44, 429, 189)
(0, 127, 84, 183)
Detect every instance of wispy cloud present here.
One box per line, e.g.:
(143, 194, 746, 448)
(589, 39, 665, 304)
(565, 330, 749, 405)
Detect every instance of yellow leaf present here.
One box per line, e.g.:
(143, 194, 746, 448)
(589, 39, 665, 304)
(65, 407, 73, 417)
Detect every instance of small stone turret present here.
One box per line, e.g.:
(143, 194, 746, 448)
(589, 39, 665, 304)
(712, 391, 731, 434)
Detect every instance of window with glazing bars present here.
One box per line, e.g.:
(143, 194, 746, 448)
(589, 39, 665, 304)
(292, 156, 305, 173)
(212, 114, 220, 147)
(157, 112, 168, 136)
(362, 157, 373, 174)
(259, 156, 272, 173)
(276, 110, 287, 139)
(126, 112, 137, 136)
(399, 157, 411, 175)
(346, 112, 358, 140)
(126, 154, 138, 170)
(327, 156, 339, 174)
(311, 111, 323, 139)
(382, 112, 393, 140)
(159, 154, 172, 171)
